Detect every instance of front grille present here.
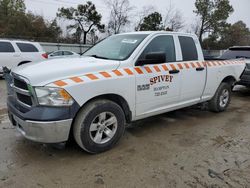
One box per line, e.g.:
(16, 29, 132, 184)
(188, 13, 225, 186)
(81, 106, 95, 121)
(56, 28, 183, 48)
(16, 93, 33, 106)
(12, 75, 33, 107)
(14, 78, 28, 90)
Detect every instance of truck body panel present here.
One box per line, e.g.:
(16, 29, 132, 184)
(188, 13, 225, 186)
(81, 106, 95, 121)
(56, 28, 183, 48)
(6, 31, 246, 144)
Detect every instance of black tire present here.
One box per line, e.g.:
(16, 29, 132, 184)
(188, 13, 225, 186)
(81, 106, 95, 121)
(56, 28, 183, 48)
(73, 99, 125, 154)
(208, 82, 232, 113)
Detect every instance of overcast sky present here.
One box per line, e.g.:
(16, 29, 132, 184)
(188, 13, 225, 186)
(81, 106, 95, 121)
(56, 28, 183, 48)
(24, 0, 250, 31)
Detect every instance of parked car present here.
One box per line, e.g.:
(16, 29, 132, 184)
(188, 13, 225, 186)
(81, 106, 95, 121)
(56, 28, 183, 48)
(48, 50, 80, 59)
(219, 46, 250, 87)
(6, 31, 246, 153)
(0, 39, 47, 77)
(220, 46, 250, 59)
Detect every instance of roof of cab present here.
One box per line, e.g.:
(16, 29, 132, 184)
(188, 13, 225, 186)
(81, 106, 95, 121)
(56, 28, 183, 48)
(117, 31, 197, 37)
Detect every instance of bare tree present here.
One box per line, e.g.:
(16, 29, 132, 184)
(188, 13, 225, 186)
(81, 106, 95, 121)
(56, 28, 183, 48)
(163, 6, 184, 31)
(134, 5, 156, 31)
(190, 18, 201, 36)
(106, 0, 134, 35)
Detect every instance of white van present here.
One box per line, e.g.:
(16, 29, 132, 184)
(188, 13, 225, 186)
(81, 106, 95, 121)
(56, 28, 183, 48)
(0, 39, 47, 76)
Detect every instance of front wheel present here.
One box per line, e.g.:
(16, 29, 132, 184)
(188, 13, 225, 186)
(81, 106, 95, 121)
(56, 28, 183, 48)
(208, 82, 232, 112)
(73, 99, 125, 154)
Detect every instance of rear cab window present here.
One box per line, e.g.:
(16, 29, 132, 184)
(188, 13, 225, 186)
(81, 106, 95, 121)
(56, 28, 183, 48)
(16, 43, 39, 52)
(0, 42, 15, 53)
(178, 36, 198, 61)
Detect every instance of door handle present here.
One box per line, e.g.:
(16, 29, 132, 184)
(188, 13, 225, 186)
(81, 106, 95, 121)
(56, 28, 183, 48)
(169, 70, 180, 74)
(196, 67, 205, 71)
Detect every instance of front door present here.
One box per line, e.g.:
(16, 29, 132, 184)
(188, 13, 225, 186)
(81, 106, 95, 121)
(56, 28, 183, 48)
(135, 35, 182, 118)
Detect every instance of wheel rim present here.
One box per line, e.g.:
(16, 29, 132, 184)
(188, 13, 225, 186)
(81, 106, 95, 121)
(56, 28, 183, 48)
(89, 112, 118, 144)
(219, 89, 229, 108)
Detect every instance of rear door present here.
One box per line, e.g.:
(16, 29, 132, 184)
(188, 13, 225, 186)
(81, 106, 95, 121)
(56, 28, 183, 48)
(16, 42, 42, 63)
(135, 35, 182, 118)
(178, 35, 206, 103)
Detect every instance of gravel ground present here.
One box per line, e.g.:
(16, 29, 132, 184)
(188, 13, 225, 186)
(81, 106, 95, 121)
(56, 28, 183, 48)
(0, 79, 250, 188)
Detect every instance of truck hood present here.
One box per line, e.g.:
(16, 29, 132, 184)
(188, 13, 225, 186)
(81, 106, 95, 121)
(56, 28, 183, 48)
(12, 57, 120, 86)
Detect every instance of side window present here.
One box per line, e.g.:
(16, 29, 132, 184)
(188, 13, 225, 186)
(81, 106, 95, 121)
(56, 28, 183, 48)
(139, 35, 176, 63)
(63, 51, 73, 55)
(52, 51, 63, 56)
(0, 42, 15, 53)
(16, 43, 39, 52)
(178, 36, 198, 61)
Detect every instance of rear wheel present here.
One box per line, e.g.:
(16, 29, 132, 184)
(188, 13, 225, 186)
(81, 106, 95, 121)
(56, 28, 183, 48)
(73, 99, 125, 154)
(208, 82, 232, 112)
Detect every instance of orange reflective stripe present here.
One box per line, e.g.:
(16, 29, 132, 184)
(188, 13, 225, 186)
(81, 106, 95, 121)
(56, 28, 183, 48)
(170, 64, 177, 70)
(153, 65, 161, 72)
(196, 62, 201, 67)
(144, 66, 153, 73)
(202, 62, 207, 67)
(86, 74, 99, 80)
(113, 70, 123, 76)
(212, 61, 217, 66)
(217, 61, 222, 66)
(177, 63, 183, 69)
(162, 64, 169, 71)
(184, 63, 190, 69)
(70, 77, 83, 83)
(100, 71, 112, 78)
(54, 80, 67, 87)
(206, 62, 211, 66)
(190, 62, 196, 68)
(124, 68, 134, 75)
(134, 67, 144, 74)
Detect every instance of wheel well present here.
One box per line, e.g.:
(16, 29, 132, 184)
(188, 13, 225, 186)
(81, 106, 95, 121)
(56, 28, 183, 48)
(84, 94, 132, 123)
(221, 76, 236, 86)
(18, 61, 31, 66)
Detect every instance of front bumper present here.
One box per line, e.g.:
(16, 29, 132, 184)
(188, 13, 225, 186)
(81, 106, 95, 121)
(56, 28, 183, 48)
(10, 113, 72, 143)
(6, 72, 80, 143)
(7, 95, 80, 144)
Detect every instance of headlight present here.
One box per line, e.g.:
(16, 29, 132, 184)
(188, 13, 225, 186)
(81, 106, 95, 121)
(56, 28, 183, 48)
(35, 87, 74, 106)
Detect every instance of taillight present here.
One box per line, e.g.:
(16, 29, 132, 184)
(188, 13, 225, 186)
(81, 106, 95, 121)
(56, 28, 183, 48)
(42, 53, 48, 59)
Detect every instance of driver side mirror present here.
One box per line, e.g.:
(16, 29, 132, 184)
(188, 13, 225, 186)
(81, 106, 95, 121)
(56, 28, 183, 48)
(137, 52, 166, 66)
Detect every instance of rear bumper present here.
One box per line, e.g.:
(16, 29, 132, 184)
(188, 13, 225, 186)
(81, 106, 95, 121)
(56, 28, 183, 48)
(10, 113, 72, 143)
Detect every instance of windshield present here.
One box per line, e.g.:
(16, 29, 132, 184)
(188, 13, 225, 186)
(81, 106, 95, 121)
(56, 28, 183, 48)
(83, 34, 148, 61)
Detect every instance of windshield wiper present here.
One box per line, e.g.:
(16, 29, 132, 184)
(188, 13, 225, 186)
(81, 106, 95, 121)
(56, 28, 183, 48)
(87, 55, 109, 60)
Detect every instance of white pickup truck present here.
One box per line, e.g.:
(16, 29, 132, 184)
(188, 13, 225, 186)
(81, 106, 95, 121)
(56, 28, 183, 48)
(6, 31, 246, 153)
